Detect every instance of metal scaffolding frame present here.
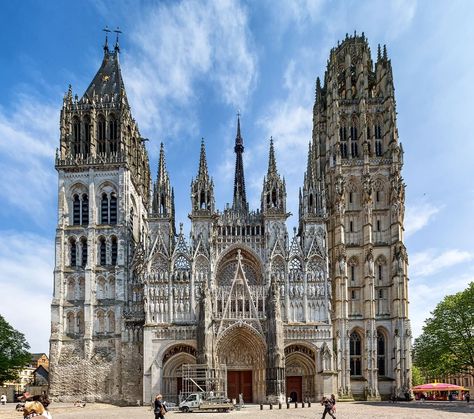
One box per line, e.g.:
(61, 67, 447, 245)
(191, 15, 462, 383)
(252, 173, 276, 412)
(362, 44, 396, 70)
(180, 364, 228, 402)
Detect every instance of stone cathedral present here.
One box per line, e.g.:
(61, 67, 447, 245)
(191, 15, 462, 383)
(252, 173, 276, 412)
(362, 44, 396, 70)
(49, 33, 412, 404)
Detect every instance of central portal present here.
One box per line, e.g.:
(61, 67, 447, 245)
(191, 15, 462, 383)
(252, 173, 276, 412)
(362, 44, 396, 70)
(227, 370, 253, 402)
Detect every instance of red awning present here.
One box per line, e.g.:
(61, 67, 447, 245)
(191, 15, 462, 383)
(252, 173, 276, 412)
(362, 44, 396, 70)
(412, 383, 465, 392)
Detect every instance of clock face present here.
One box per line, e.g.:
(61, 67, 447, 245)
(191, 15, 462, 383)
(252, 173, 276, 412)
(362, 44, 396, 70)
(102, 74, 110, 82)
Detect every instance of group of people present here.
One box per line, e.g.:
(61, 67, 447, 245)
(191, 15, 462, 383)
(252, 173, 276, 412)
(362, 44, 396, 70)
(321, 394, 337, 419)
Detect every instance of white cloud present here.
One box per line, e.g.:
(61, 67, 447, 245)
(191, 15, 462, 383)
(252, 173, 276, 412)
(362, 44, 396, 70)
(0, 94, 57, 222)
(410, 248, 473, 277)
(121, 0, 257, 141)
(405, 201, 441, 237)
(0, 232, 53, 353)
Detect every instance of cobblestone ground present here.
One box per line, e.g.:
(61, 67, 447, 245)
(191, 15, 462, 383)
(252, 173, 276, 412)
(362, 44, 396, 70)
(1, 401, 473, 419)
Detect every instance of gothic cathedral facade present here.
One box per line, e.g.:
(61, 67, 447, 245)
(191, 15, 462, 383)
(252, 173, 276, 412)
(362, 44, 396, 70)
(50, 33, 412, 404)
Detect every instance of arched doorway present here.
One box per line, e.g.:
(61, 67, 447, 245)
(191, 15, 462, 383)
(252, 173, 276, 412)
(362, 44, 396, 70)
(285, 344, 316, 402)
(162, 345, 196, 404)
(217, 324, 266, 403)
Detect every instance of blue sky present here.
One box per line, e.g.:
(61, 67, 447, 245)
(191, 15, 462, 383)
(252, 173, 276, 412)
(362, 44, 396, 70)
(0, 0, 473, 354)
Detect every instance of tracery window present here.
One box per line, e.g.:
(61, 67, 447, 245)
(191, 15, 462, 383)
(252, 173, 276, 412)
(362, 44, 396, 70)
(377, 331, 386, 375)
(100, 192, 118, 225)
(174, 255, 190, 271)
(350, 332, 362, 376)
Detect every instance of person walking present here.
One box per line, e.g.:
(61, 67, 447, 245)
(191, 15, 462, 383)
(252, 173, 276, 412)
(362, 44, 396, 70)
(154, 394, 167, 419)
(0, 394, 6, 405)
(465, 392, 470, 403)
(320, 396, 336, 419)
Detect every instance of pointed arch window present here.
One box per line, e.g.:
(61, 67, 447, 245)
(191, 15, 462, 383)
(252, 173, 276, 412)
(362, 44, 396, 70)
(375, 140, 383, 156)
(351, 141, 359, 158)
(99, 237, 107, 266)
(111, 236, 118, 266)
(375, 123, 383, 156)
(97, 115, 106, 153)
(72, 117, 81, 156)
(109, 116, 118, 153)
(350, 332, 362, 376)
(101, 193, 109, 224)
(83, 116, 91, 156)
(81, 194, 89, 225)
(73, 194, 81, 225)
(377, 331, 386, 376)
(70, 238, 77, 267)
(80, 237, 87, 267)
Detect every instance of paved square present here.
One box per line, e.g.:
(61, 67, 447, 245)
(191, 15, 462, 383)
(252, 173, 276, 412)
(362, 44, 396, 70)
(1, 401, 473, 419)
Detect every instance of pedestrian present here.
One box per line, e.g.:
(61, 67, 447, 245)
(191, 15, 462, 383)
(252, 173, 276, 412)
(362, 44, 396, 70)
(330, 394, 336, 414)
(466, 392, 470, 403)
(0, 394, 6, 405)
(23, 401, 48, 418)
(320, 396, 336, 419)
(154, 394, 167, 419)
(32, 395, 52, 419)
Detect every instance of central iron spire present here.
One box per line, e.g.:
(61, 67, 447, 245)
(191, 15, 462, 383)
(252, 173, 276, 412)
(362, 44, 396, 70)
(232, 113, 247, 211)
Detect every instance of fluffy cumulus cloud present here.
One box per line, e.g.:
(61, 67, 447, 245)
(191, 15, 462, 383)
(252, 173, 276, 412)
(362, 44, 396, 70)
(404, 200, 441, 237)
(121, 0, 257, 142)
(0, 231, 53, 353)
(0, 94, 58, 224)
(410, 249, 473, 278)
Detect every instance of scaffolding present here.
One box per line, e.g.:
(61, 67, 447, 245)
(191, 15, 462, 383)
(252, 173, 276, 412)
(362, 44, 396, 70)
(180, 364, 228, 402)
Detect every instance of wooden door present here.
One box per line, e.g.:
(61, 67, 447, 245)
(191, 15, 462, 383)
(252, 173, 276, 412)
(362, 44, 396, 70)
(227, 370, 253, 403)
(286, 376, 303, 402)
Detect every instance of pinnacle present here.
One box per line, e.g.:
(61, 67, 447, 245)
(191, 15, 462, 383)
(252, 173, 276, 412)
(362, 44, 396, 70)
(157, 142, 169, 185)
(267, 136, 277, 176)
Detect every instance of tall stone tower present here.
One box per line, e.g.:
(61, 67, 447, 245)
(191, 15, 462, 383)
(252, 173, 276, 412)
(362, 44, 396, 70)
(311, 32, 411, 400)
(49, 34, 150, 402)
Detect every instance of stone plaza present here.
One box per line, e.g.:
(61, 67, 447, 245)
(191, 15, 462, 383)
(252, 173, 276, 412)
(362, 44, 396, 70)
(1, 401, 473, 419)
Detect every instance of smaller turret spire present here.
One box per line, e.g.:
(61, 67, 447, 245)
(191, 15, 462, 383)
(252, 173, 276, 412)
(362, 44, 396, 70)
(267, 137, 277, 175)
(232, 113, 247, 211)
(198, 138, 209, 179)
(114, 27, 122, 53)
(157, 142, 169, 184)
(103, 26, 111, 54)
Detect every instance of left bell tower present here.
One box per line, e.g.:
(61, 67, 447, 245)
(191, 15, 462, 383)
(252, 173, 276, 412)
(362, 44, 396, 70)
(50, 30, 151, 403)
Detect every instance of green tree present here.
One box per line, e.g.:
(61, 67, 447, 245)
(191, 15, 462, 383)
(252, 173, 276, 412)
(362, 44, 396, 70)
(0, 314, 31, 385)
(413, 282, 474, 379)
(411, 365, 426, 386)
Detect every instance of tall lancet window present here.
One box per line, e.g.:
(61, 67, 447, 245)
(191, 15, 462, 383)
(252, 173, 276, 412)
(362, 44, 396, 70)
(111, 236, 118, 266)
(80, 237, 87, 267)
(101, 193, 109, 224)
(109, 116, 118, 153)
(73, 194, 81, 225)
(72, 117, 81, 156)
(81, 194, 89, 226)
(83, 116, 91, 156)
(350, 331, 362, 376)
(70, 238, 77, 267)
(377, 331, 386, 376)
(99, 237, 107, 266)
(97, 115, 106, 153)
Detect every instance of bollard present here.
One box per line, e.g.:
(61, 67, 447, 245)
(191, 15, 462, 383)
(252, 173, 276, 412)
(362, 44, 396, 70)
(286, 402, 290, 409)
(269, 403, 273, 410)
(308, 400, 311, 407)
(295, 401, 298, 408)
(260, 404, 263, 410)
(278, 402, 282, 409)
(302, 401, 305, 408)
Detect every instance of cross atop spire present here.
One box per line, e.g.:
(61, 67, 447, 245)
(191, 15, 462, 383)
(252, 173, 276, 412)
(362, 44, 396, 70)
(267, 136, 277, 175)
(114, 27, 122, 52)
(232, 113, 247, 212)
(103, 26, 111, 54)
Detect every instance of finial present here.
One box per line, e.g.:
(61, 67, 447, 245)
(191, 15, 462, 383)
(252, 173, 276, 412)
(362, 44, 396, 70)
(103, 26, 111, 53)
(114, 27, 122, 52)
(179, 222, 183, 234)
(268, 136, 277, 175)
(377, 44, 382, 61)
(383, 44, 387, 60)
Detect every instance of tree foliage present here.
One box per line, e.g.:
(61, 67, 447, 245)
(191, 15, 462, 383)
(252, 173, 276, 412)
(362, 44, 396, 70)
(411, 365, 426, 386)
(0, 314, 31, 385)
(413, 282, 474, 379)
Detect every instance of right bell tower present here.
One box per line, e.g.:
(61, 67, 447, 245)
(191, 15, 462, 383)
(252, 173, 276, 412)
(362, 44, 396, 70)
(312, 32, 411, 400)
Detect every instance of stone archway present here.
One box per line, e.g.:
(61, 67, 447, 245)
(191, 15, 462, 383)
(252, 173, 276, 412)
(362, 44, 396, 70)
(161, 345, 196, 404)
(285, 344, 317, 402)
(216, 324, 266, 403)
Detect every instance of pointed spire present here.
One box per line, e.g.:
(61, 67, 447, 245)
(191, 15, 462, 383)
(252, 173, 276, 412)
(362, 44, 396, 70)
(233, 113, 247, 211)
(267, 136, 277, 175)
(383, 44, 387, 60)
(198, 137, 209, 179)
(103, 26, 111, 54)
(157, 142, 169, 185)
(306, 141, 313, 181)
(114, 27, 122, 53)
